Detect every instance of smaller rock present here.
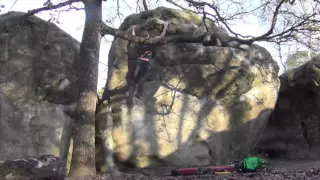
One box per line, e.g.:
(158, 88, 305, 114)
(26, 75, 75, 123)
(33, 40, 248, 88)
(5, 173, 12, 179)
(296, 172, 306, 179)
(273, 174, 282, 179)
(0, 154, 66, 180)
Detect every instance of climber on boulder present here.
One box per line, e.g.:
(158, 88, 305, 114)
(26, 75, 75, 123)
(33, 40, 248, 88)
(133, 50, 153, 84)
(127, 49, 154, 101)
(127, 21, 169, 100)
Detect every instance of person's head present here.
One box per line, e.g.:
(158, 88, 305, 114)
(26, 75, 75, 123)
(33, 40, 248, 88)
(141, 51, 152, 59)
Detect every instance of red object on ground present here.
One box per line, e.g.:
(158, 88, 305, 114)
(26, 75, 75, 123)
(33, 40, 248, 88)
(210, 165, 235, 172)
(171, 165, 235, 176)
(171, 168, 198, 176)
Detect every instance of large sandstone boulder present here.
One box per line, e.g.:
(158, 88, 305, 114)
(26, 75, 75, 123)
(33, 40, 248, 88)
(0, 12, 79, 163)
(256, 55, 320, 159)
(97, 7, 280, 169)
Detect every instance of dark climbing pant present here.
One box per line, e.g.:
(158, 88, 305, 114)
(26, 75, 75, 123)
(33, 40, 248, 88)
(134, 60, 150, 84)
(127, 60, 149, 106)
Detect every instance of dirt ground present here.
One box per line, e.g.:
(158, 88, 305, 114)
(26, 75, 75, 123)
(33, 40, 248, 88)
(66, 160, 320, 180)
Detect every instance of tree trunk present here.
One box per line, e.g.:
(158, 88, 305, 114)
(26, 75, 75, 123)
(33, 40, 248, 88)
(69, 0, 102, 177)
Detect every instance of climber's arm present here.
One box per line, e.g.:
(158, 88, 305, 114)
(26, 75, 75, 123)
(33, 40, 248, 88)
(154, 22, 169, 39)
(131, 24, 150, 38)
(113, 26, 136, 69)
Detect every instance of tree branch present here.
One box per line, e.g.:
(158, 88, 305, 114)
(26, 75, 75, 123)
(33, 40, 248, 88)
(23, 0, 81, 18)
(184, 0, 287, 41)
(101, 21, 201, 44)
(165, 0, 198, 14)
(99, 0, 316, 49)
(202, 8, 209, 32)
(266, 13, 316, 40)
(251, 0, 286, 40)
(165, 0, 218, 25)
(0, 0, 81, 34)
(185, 0, 248, 38)
(14, 0, 307, 51)
(142, 0, 148, 11)
(116, 0, 123, 22)
(100, 21, 254, 50)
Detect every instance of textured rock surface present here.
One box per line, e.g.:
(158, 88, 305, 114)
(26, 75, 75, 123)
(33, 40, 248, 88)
(97, 7, 280, 169)
(0, 154, 66, 180)
(0, 11, 79, 162)
(256, 55, 320, 160)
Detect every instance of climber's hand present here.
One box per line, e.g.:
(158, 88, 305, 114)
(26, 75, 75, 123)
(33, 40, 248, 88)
(163, 21, 169, 28)
(131, 25, 136, 36)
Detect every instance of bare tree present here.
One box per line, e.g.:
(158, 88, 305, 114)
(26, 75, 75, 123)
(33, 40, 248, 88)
(68, 0, 102, 177)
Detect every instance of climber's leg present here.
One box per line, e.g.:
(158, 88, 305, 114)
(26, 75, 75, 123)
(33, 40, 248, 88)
(128, 58, 150, 101)
(131, 68, 144, 98)
(134, 61, 149, 84)
(127, 60, 140, 96)
(133, 63, 141, 81)
(135, 63, 150, 99)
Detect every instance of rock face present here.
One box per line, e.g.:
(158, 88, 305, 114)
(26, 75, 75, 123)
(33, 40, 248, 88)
(256, 55, 320, 159)
(0, 12, 79, 163)
(98, 7, 280, 169)
(0, 155, 66, 180)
